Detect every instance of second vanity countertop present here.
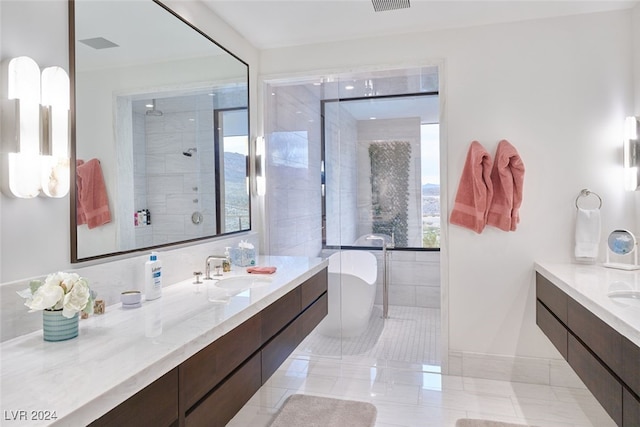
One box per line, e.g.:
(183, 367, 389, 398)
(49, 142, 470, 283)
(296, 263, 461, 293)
(0, 255, 328, 426)
(535, 261, 640, 348)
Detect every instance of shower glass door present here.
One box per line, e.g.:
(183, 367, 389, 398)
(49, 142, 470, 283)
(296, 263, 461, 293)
(264, 66, 441, 367)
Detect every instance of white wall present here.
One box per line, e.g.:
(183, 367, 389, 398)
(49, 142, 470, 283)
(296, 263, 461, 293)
(1, 1, 70, 282)
(0, 0, 259, 283)
(260, 10, 636, 362)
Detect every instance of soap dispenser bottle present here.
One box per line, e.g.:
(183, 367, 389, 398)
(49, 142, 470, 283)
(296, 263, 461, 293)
(223, 247, 231, 272)
(144, 252, 162, 301)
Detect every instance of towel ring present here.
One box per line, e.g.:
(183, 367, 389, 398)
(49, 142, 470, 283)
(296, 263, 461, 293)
(575, 189, 602, 209)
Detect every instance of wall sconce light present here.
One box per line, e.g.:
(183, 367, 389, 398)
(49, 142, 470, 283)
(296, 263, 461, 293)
(1, 56, 70, 198)
(624, 116, 639, 191)
(3, 56, 42, 198)
(255, 136, 266, 196)
(40, 66, 70, 198)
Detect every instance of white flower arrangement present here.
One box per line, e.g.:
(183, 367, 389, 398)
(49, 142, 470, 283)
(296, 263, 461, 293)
(17, 272, 95, 318)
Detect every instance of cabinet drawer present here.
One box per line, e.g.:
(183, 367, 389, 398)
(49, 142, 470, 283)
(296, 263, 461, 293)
(300, 292, 328, 337)
(182, 314, 261, 409)
(185, 353, 261, 427)
(622, 337, 640, 397)
(301, 269, 328, 310)
(568, 335, 622, 426)
(262, 317, 302, 383)
(262, 287, 301, 342)
(623, 388, 640, 427)
(89, 368, 179, 427)
(568, 298, 622, 377)
(536, 273, 567, 323)
(536, 300, 567, 358)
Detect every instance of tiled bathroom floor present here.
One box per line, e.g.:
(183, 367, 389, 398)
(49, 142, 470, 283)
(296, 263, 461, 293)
(294, 305, 440, 366)
(228, 305, 616, 427)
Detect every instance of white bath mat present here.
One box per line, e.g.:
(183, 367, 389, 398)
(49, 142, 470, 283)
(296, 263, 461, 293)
(269, 394, 376, 427)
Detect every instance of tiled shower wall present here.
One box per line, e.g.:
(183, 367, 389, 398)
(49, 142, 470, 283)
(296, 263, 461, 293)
(265, 84, 323, 257)
(134, 96, 217, 247)
(357, 118, 423, 247)
(324, 103, 359, 246)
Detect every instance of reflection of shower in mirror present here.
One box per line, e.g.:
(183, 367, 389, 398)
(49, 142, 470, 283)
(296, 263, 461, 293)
(182, 148, 197, 157)
(145, 99, 163, 116)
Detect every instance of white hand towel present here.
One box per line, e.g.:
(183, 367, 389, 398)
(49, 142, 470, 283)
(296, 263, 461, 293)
(574, 208, 601, 262)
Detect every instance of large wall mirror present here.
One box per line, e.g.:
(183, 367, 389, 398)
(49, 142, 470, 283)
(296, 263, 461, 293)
(70, 0, 250, 262)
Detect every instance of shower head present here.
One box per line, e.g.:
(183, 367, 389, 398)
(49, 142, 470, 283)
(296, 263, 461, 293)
(145, 99, 163, 116)
(182, 148, 197, 157)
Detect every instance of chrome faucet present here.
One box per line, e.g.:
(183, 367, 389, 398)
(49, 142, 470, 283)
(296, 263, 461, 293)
(204, 255, 226, 279)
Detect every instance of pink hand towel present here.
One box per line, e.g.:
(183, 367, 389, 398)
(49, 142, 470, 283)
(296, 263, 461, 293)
(450, 141, 493, 233)
(76, 158, 111, 229)
(486, 140, 525, 231)
(247, 266, 277, 274)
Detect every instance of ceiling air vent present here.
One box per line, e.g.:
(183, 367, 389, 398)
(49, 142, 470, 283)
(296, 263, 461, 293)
(78, 37, 119, 50)
(371, 0, 410, 12)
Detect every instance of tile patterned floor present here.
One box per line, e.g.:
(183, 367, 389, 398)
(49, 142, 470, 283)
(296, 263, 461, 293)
(294, 305, 440, 366)
(228, 305, 616, 427)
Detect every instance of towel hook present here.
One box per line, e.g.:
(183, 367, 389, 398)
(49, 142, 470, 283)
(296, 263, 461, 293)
(575, 188, 602, 209)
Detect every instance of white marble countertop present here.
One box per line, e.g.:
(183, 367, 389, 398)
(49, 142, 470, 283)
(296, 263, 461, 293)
(0, 255, 328, 426)
(535, 262, 640, 348)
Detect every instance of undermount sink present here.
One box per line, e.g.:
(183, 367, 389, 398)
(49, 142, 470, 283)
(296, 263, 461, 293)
(214, 275, 273, 290)
(608, 290, 640, 308)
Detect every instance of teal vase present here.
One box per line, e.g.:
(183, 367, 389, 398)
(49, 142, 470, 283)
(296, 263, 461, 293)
(42, 310, 79, 342)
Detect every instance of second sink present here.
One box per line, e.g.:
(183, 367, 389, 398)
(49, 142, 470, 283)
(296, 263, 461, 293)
(608, 290, 640, 308)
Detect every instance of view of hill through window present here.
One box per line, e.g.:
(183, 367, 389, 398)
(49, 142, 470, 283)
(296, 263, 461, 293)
(421, 123, 440, 248)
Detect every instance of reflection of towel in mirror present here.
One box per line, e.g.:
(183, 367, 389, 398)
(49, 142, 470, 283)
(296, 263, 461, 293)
(450, 141, 493, 233)
(575, 208, 600, 262)
(77, 159, 111, 229)
(487, 139, 525, 231)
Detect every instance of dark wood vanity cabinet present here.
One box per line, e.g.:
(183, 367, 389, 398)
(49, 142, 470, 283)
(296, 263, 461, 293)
(90, 268, 328, 427)
(88, 368, 179, 427)
(536, 272, 640, 427)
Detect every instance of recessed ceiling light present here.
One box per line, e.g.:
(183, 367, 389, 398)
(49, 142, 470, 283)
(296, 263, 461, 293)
(345, 85, 354, 90)
(369, 117, 377, 120)
(145, 103, 153, 108)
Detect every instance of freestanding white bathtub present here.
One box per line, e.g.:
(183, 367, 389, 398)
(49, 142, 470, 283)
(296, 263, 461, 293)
(316, 250, 378, 338)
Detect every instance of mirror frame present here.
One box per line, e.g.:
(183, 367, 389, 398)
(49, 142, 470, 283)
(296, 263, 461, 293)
(69, 0, 251, 263)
